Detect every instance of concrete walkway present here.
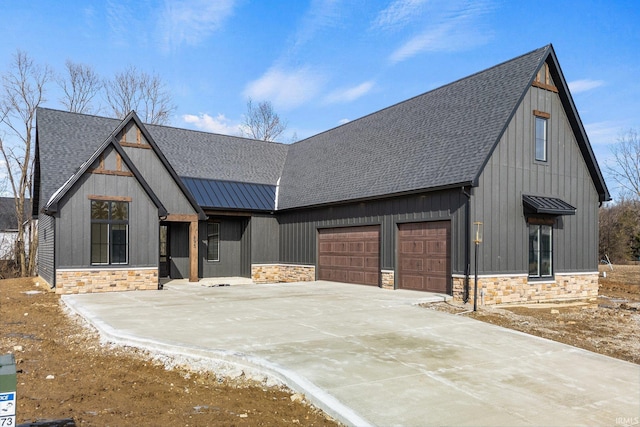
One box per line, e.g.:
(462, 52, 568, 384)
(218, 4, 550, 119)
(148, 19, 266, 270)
(62, 281, 640, 427)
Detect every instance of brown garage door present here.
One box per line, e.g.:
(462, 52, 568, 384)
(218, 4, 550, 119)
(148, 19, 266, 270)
(318, 226, 380, 286)
(398, 221, 451, 293)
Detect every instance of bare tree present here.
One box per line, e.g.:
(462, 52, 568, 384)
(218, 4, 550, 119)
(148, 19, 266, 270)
(240, 99, 287, 142)
(607, 129, 640, 200)
(57, 60, 103, 114)
(104, 66, 175, 125)
(0, 50, 52, 276)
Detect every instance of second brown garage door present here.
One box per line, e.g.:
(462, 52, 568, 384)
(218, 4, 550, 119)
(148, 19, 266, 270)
(398, 221, 451, 293)
(318, 226, 380, 286)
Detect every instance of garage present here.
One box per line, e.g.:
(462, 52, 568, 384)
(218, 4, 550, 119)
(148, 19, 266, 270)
(397, 221, 451, 293)
(317, 225, 380, 286)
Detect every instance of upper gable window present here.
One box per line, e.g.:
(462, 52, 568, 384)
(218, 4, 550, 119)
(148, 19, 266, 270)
(534, 111, 550, 162)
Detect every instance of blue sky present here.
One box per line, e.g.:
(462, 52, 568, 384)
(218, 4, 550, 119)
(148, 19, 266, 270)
(1, 0, 639, 197)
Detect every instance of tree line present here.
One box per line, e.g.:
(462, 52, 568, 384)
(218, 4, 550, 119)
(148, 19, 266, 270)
(600, 129, 640, 264)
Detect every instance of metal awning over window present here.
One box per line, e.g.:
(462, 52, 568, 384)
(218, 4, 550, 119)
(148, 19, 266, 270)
(523, 195, 576, 216)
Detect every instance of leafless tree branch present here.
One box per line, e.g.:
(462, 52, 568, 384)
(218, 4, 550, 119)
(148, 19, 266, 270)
(57, 60, 103, 114)
(104, 66, 175, 124)
(239, 99, 287, 142)
(0, 49, 51, 276)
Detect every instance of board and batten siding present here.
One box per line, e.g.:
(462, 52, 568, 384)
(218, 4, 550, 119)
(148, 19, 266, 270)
(54, 170, 159, 268)
(198, 216, 251, 278)
(37, 214, 55, 286)
(123, 145, 196, 216)
(278, 190, 467, 274)
(251, 214, 280, 264)
(472, 85, 600, 275)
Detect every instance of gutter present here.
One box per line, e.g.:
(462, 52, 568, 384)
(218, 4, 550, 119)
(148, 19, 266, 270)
(462, 186, 471, 303)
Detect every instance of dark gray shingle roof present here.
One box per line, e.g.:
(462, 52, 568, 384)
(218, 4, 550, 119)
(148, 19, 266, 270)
(277, 46, 550, 209)
(36, 45, 609, 212)
(36, 109, 289, 208)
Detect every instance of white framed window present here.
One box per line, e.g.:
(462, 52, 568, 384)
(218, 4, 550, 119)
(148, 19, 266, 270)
(535, 115, 548, 162)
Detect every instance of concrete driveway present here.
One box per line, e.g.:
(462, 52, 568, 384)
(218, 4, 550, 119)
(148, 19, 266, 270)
(63, 281, 640, 427)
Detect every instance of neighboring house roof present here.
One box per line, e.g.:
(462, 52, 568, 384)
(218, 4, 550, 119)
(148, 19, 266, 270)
(34, 44, 610, 215)
(0, 198, 31, 231)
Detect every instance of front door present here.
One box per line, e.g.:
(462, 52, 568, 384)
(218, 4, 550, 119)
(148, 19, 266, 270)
(159, 224, 169, 277)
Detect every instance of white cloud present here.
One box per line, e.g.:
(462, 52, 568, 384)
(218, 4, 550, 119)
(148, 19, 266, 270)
(373, 0, 428, 31)
(158, 0, 236, 52)
(389, 15, 491, 63)
(182, 113, 240, 136)
(290, 0, 344, 53)
(568, 79, 605, 94)
(338, 118, 350, 125)
(374, 0, 493, 64)
(584, 121, 624, 146)
(243, 67, 326, 109)
(324, 81, 375, 104)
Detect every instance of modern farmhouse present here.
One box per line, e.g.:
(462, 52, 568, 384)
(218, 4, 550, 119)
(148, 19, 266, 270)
(33, 44, 609, 304)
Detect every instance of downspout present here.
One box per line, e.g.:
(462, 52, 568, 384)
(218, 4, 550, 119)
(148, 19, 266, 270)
(462, 187, 471, 303)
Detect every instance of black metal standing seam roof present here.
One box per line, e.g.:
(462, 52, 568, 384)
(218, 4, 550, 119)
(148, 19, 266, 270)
(522, 195, 576, 215)
(181, 177, 276, 211)
(277, 46, 551, 210)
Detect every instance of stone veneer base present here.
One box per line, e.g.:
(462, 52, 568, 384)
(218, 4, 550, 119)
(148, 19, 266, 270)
(381, 270, 395, 290)
(55, 267, 158, 294)
(452, 272, 599, 305)
(252, 264, 315, 284)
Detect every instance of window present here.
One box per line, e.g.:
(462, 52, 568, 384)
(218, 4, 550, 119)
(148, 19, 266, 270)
(207, 222, 220, 262)
(535, 115, 548, 162)
(529, 223, 552, 278)
(91, 200, 129, 265)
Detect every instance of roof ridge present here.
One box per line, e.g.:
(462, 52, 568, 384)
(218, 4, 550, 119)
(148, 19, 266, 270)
(37, 107, 288, 147)
(289, 45, 551, 147)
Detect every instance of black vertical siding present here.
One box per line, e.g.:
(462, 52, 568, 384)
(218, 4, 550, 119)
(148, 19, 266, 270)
(251, 214, 280, 264)
(473, 85, 600, 274)
(278, 190, 466, 273)
(198, 217, 250, 278)
(37, 214, 55, 286)
(55, 167, 159, 268)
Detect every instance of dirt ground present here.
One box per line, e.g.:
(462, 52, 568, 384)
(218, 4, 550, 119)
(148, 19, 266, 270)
(424, 264, 640, 364)
(0, 277, 340, 427)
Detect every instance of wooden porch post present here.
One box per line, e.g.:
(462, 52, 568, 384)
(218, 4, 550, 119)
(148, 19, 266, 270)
(189, 220, 198, 282)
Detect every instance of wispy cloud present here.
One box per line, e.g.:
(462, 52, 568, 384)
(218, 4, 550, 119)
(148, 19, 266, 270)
(182, 113, 240, 136)
(373, 0, 428, 31)
(158, 0, 236, 52)
(324, 81, 375, 104)
(374, 0, 493, 64)
(243, 67, 326, 110)
(338, 118, 351, 125)
(569, 79, 605, 94)
(585, 121, 625, 146)
(286, 0, 344, 57)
